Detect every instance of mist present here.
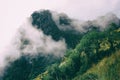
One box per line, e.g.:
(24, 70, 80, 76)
(51, 11, 120, 33)
(0, 10, 120, 78)
(0, 17, 67, 76)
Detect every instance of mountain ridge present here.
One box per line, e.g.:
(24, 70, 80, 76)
(1, 10, 120, 80)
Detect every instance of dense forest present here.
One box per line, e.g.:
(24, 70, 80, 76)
(2, 10, 120, 80)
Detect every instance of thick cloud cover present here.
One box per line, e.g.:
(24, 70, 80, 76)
(0, 18, 67, 76)
(0, 0, 120, 55)
(0, 9, 120, 77)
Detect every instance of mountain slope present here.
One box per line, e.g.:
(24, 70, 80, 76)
(74, 49, 120, 80)
(1, 10, 120, 80)
(34, 22, 120, 80)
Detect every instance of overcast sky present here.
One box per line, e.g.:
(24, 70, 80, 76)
(0, 0, 120, 53)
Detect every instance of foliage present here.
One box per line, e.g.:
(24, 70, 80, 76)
(31, 10, 82, 48)
(74, 49, 120, 80)
(36, 23, 120, 80)
(3, 10, 120, 80)
(3, 54, 61, 80)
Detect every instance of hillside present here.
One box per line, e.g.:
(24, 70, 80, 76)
(34, 21, 120, 80)
(1, 10, 120, 80)
(74, 49, 120, 80)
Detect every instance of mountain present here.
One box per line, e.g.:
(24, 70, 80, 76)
(31, 10, 82, 48)
(1, 10, 120, 80)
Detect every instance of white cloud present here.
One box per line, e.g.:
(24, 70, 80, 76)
(0, 0, 120, 66)
(0, 19, 67, 75)
(0, 0, 120, 76)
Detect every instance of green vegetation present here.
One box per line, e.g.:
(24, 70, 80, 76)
(2, 10, 120, 80)
(3, 54, 61, 80)
(31, 10, 82, 48)
(34, 23, 120, 80)
(74, 49, 120, 80)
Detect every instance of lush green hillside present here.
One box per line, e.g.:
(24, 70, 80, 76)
(74, 49, 120, 80)
(34, 23, 120, 80)
(2, 10, 120, 80)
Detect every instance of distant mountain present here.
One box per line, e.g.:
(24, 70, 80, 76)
(2, 10, 120, 80)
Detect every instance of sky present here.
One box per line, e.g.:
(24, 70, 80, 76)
(0, 0, 120, 53)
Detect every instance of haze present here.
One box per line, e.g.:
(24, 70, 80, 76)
(0, 0, 120, 53)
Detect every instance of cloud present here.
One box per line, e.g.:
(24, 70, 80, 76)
(60, 0, 120, 20)
(0, 0, 120, 54)
(0, 0, 120, 77)
(51, 11, 120, 33)
(0, 18, 67, 76)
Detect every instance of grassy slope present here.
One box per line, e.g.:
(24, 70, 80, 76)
(73, 28, 120, 80)
(74, 49, 120, 80)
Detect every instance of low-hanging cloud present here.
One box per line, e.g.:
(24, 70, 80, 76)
(0, 18, 67, 76)
(15, 18, 66, 56)
(0, 10, 120, 77)
(51, 11, 120, 33)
